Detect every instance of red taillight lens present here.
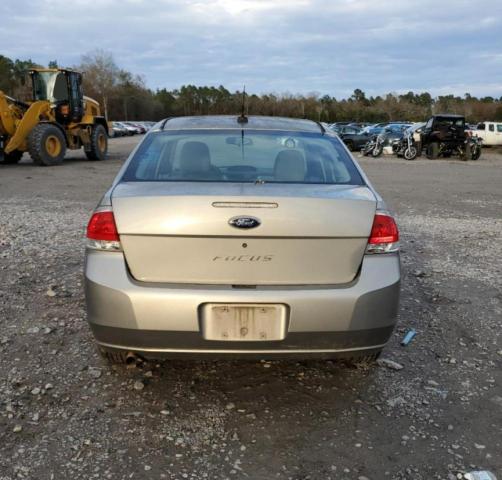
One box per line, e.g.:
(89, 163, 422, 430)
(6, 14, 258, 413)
(87, 211, 119, 241)
(368, 213, 399, 244)
(366, 213, 399, 254)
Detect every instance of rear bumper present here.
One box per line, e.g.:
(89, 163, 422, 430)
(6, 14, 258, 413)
(90, 325, 393, 360)
(84, 251, 400, 358)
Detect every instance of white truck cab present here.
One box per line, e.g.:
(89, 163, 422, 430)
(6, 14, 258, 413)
(473, 122, 502, 146)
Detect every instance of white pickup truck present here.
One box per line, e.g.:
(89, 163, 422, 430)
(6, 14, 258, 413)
(472, 122, 502, 146)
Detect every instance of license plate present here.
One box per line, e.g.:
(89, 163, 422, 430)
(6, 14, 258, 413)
(200, 304, 288, 341)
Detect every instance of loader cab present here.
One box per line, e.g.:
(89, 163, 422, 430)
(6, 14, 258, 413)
(30, 69, 84, 124)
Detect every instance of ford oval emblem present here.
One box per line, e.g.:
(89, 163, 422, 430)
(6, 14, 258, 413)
(229, 216, 261, 229)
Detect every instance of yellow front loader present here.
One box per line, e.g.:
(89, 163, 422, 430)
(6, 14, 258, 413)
(0, 68, 108, 166)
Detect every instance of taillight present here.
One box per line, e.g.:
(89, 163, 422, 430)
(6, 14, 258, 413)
(86, 209, 121, 251)
(365, 212, 399, 254)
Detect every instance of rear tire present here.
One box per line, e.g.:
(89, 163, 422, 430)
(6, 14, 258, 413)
(1, 149, 23, 164)
(426, 142, 439, 159)
(28, 123, 66, 166)
(85, 124, 108, 161)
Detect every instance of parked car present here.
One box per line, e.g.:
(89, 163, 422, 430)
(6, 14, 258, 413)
(421, 114, 470, 159)
(110, 127, 123, 138)
(120, 122, 144, 134)
(335, 125, 372, 151)
(135, 121, 154, 132)
(362, 124, 388, 136)
(85, 115, 400, 364)
(123, 122, 147, 134)
(472, 122, 502, 146)
(110, 122, 128, 137)
(113, 122, 137, 136)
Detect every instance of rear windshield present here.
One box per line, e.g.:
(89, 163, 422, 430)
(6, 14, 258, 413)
(121, 129, 364, 185)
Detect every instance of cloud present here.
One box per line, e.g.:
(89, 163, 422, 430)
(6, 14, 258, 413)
(0, 0, 501, 97)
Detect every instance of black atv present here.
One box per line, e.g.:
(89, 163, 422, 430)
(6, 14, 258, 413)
(421, 114, 471, 160)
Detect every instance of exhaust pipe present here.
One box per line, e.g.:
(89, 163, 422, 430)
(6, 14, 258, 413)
(125, 351, 141, 366)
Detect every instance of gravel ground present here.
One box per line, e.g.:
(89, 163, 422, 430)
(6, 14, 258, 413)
(0, 137, 501, 480)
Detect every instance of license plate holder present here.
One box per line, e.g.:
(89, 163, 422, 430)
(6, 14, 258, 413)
(200, 303, 288, 341)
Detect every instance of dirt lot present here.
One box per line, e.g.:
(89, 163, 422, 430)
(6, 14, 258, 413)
(1, 137, 501, 480)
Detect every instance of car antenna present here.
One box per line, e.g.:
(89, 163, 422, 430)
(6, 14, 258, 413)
(237, 86, 248, 124)
(316, 121, 326, 135)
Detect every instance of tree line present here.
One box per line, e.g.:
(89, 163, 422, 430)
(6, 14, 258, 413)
(1, 51, 502, 123)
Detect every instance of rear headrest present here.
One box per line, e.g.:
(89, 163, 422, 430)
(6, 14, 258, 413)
(274, 150, 306, 182)
(180, 141, 211, 173)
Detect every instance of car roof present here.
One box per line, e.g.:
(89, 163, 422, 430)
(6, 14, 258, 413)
(433, 114, 465, 118)
(161, 115, 322, 133)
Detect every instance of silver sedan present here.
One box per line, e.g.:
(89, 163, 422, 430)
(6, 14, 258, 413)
(85, 115, 400, 363)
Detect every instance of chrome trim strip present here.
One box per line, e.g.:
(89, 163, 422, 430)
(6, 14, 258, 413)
(212, 202, 278, 208)
(96, 341, 387, 354)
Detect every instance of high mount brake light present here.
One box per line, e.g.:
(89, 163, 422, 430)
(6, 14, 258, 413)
(86, 210, 122, 251)
(365, 212, 399, 254)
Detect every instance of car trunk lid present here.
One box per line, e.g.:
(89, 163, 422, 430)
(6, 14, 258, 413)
(112, 182, 376, 285)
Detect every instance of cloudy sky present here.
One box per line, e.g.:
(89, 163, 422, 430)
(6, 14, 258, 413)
(1, 0, 501, 98)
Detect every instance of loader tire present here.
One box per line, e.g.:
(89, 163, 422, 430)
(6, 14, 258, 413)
(85, 125, 108, 161)
(1, 149, 23, 164)
(28, 123, 66, 166)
